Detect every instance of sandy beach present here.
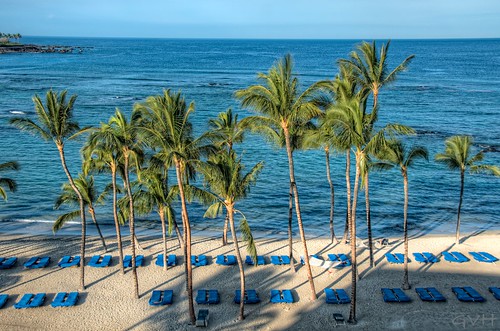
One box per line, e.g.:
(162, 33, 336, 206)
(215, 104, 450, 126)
(0, 230, 499, 331)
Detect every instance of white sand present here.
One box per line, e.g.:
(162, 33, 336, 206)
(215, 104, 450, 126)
(0, 231, 499, 330)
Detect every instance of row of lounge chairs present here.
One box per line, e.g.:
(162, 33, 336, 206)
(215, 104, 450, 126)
(0, 292, 79, 309)
(382, 286, 500, 302)
(385, 251, 498, 264)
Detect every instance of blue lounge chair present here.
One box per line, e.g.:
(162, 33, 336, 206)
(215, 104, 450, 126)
(216, 255, 236, 266)
(51, 292, 79, 307)
(442, 251, 469, 263)
(413, 252, 438, 263)
(191, 255, 208, 267)
(196, 309, 210, 327)
(327, 254, 351, 267)
(245, 255, 265, 266)
(381, 288, 411, 303)
(88, 255, 112, 268)
(385, 253, 405, 264)
(469, 252, 498, 263)
(0, 294, 8, 309)
(270, 290, 294, 303)
(155, 254, 176, 267)
(234, 290, 260, 304)
(325, 288, 350, 304)
(14, 293, 46, 309)
(24, 256, 50, 269)
(58, 256, 81, 268)
(415, 287, 446, 302)
(149, 290, 173, 306)
(488, 287, 500, 300)
(452, 286, 485, 302)
(123, 255, 144, 268)
(0, 257, 17, 269)
(196, 289, 220, 304)
(270, 255, 290, 265)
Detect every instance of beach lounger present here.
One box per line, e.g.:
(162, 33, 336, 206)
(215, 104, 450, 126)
(216, 255, 236, 266)
(325, 288, 350, 304)
(51, 292, 79, 307)
(155, 254, 176, 267)
(270, 289, 294, 303)
(328, 254, 351, 267)
(469, 252, 498, 263)
(14, 293, 46, 309)
(333, 313, 346, 327)
(452, 286, 485, 302)
(381, 288, 411, 303)
(413, 252, 438, 263)
(24, 256, 50, 269)
(123, 255, 144, 268)
(195, 290, 220, 304)
(270, 255, 291, 265)
(0, 294, 8, 309)
(0, 257, 17, 269)
(191, 255, 208, 267)
(488, 287, 500, 300)
(88, 255, 112, 268)
(196, 309, 210, 327)
(149, 290, 173, 306)
(58, 255, 81, 268)
(442, 251, 469, 263)
(415, 287, 446, 302)
(385, 253, 405, 264)
(245, 255, 265, 266)
(234, 289, 260, 304)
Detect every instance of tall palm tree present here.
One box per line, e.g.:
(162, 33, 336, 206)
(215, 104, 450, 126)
(435, 136, 500, 244)
(10, 90, 89, 290)
(376, 140, 428, 289)
(0, 161, 19, 201)
(236, 54, 321, 299)
(200, 150, 263, 320)
(207, 108, 245, 245)
(53, 174, 108, 251)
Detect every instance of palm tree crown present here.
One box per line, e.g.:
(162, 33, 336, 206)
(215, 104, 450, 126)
(0, 161, 19, 201)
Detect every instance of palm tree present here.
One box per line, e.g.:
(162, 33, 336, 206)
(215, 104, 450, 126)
(435, 136, 500, 244)
(53, 174, 108, 251)
(207, 108, 245, 245)
(0, 161, 19, 201)
(236, 54, 321, 300)
(376, 140, 428, 289)
(200, 150, 263, 320)
(10, 90, 89, 290)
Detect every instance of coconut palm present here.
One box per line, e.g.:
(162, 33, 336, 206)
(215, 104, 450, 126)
(435, 136, 500, 244)
(10, 90, 89, 290)
(53, 174, 108, 251)
(0, 161, 19, 201)
(236, 54, 321, 299)
(200, 150, 263, 320)
(376, 140, 428, 289)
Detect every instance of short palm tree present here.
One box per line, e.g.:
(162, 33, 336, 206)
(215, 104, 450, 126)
(376, 140, 428, 289)
(200, 150, 263, 320)
(236, 54, 321, 300)
(10, 90, 89, 290)
(0, 161, 19, 201)
(53, 174, 108, 251)
(435, 135, 500, 244)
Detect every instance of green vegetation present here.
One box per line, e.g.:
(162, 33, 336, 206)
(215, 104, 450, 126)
(0, 32, 22, 45)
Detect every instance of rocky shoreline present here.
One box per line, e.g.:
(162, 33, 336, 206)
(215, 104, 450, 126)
(0, 43, 86, 54)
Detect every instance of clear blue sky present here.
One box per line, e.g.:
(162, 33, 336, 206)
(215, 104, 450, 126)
(1, 0, 499, 39)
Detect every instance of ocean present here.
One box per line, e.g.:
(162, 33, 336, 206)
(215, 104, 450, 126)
(0, 37, 499, 239)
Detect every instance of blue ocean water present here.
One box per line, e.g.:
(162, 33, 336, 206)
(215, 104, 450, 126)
(0, 37, 499, 238)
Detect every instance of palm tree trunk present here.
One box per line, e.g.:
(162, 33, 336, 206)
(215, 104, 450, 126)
(402, 171, 410, 289)
(111, 166, 125, 275)
(159, 206, 168, 271)
(364, 172, 373, 267)
(124, 154, 139, 299)
(175, 159, 195, 325)
(57, 143, 86, 291)
(348, 152, 361, 324)
(222, 213, 229, 246)
(228, 205, 246, 320)
(325, 146, 337, 244)
(456, 170, 465, 245)
(283, 127, 316, 300)
(342, 150, 351, 244)
(88, 205, 107, 252)
(288, 182, 295, 273)
(173, 218, 184, 250)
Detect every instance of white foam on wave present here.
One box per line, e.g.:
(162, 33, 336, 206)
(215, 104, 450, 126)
(9, 110, 26, 114)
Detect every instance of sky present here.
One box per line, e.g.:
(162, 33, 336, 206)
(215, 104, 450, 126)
(1, 0, 499, 39)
